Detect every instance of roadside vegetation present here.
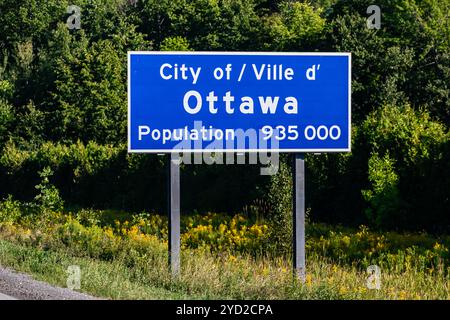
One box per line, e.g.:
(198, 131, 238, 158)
(0, 179, 448, 299)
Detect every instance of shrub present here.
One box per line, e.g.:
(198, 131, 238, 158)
(262, 1, 325, 50)
(362, 153, 404, 228)
(131, 212, 270, 255)
(0, 195, 22, 224)
(360, 104, 450, 230)
(264, 154, 293, 254)
(33, 167, 64, 213)
(160, 36, 191, 51)
(0, 101, 14, 148)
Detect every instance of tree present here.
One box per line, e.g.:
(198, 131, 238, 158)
(134, 0, 262, 50)
(260, 1, 326, 51)
(329, 0, 450, 124)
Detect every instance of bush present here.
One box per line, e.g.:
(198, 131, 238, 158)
(135, 0, 262, 51)
(131, 212, 270, 255)
(264, 154, 293, 254)
(304, 104, 450, 232)
(362, 153, 403, 228)
(0, 195, 22, 224)
(160, 36, 191, 51)
(262, 1, 325, 50)
(33, 167, 64, 213)
(0, 141, 266, 214)
(360, 105, 450, 230)
(0, 102, 14, 147)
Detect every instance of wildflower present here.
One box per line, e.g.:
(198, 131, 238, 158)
(218, 224, 226, 234)
(358, 287, 367, 294)
(398, 291, 407, 300)
(341, 235, 351, 246)
(305, 274, 313, 287)
(339, 286, 348, 295)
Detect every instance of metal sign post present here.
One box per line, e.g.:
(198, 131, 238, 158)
(168, 155, 181, 277)
(292, 153, 305, 281)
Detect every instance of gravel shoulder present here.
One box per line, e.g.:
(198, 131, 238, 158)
(0, 265, 98, 300)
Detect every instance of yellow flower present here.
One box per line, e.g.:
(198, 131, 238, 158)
(218, 224, 226, 234)
(339, 286, 348, 295)
(305, 274, 313, 286)
(358, 287, 367, 294)
(398, 291, 408, 300)
(104, 227, 114, 238)
(341, 235, 351, 246)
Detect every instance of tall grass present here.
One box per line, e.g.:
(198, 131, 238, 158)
(0, 205, 449, 299)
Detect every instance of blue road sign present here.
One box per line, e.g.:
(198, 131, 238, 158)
(128, 52, 351, 153)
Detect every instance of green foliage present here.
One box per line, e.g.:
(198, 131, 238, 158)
(330, 13, 415, 121)
(0, 141, 125, 205)
(33, 167, 64, 213)
(0, 102, 14, 147)
(360, 105, 449, 229)
(307, 224, 450, 273)
(14, 102, 45, 148)
(362, 105, 448, 164)
(329, 0, 450, 124)
(0, 195, 22, 224)
(0, 0, 63, 47)
(262, 1, 326, 50)
(0, 80, 13, 98)
(1, 0, 150, 146)
(160, 36, 191, 51)
(305, 104, 450, 230)
(50, 33, 127, 144)
(362, 153, 402, 228)
(134, 0, 262, 50)
(0, 80, 15, 147)
(264, 154, 293, 253)
(74, 208, 102, 227)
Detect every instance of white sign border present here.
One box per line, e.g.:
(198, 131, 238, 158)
(127, 51, 352, 153)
